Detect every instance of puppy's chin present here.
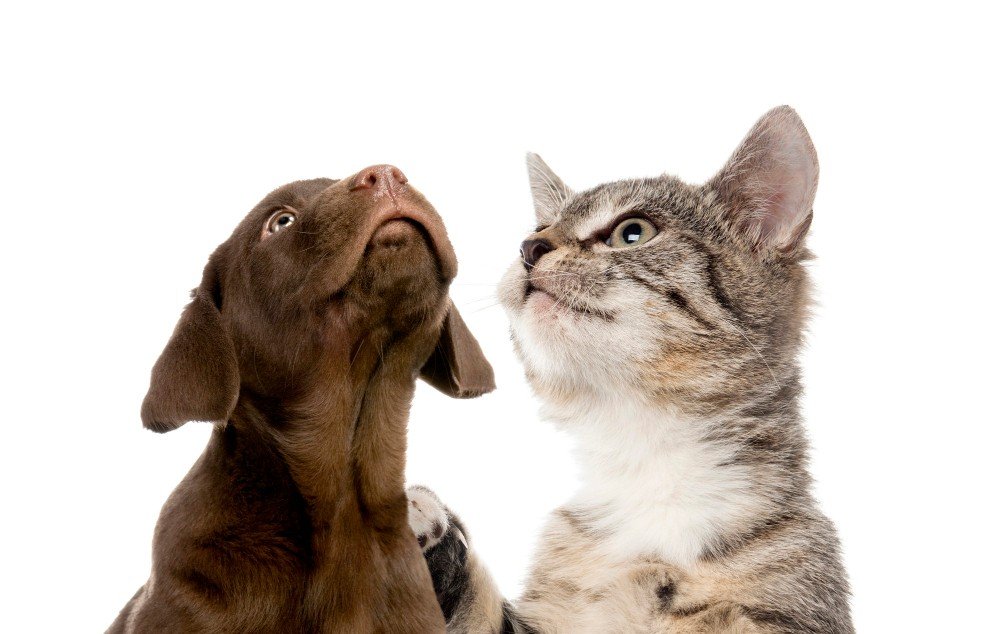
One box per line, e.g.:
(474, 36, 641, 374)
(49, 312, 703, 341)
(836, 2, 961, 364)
(370, 220, 439, 283)
(370, 218, 426, 252)
(343, 220, 445, 319)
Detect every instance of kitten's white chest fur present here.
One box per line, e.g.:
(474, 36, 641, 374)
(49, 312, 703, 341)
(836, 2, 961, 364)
(550, 393, 763, 568)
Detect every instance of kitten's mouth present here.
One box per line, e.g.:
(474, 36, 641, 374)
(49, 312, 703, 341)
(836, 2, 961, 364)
(525, 282, 551, 300)
(525, 281, 614, 321)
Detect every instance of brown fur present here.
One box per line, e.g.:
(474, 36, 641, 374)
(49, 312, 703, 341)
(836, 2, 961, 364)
(109, 166, 494, 633)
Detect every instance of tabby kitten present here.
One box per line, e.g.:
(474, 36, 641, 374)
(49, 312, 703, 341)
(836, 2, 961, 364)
(409, 106, 853, 633)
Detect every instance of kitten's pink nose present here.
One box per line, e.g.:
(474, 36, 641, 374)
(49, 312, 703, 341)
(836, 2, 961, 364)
(520, 238, 554, 269)
(349, 164, 408, 192)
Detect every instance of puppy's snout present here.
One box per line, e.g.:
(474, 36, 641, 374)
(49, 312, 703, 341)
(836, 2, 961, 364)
(349, 164, 408, 192)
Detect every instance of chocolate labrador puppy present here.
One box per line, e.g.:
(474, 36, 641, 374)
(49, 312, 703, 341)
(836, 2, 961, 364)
(108, 165, 494, 633)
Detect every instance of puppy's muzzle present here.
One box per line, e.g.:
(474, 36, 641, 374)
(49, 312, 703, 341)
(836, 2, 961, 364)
(351, 164, 458, 281)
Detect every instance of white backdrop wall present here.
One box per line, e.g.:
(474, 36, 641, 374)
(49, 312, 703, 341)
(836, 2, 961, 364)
(1, 2, 997, 632)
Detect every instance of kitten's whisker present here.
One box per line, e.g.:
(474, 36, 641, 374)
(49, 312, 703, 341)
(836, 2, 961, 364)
(542, 281, 579, 318)
(492, 272, 581, 292)
(526, 272, 581, 280)
(470, 301, 503, 314)
(463, 295, 504, 305)
(718, 316, 780, 391)
(581, 276, 603, 303)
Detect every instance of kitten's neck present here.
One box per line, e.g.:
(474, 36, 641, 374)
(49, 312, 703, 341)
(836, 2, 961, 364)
(551, 387, 805, 568)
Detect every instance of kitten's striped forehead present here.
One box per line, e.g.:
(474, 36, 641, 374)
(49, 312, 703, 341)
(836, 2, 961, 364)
(559, 178, 681, 240)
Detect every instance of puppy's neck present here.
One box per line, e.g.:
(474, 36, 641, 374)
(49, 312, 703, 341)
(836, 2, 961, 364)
(237, 331, 421, 542)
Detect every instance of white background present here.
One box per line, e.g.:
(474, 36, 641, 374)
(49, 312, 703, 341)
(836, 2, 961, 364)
(1, 2, 997, 632)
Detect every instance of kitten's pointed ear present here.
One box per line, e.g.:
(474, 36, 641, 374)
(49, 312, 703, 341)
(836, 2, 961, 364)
(140, 260, 239, 433)
(420, 301, 495, 399)
(526, 152, 573, 226)
(708, 106, 818, 254)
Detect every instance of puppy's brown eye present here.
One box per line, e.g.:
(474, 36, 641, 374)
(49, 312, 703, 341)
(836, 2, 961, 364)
(263, 209, 297, 238)
(607, 217, 657, 248)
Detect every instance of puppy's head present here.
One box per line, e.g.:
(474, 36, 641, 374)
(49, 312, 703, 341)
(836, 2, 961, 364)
(141, 165, 494, 432)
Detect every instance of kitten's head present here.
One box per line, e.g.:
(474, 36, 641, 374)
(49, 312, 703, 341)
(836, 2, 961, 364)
(499, 106, 818, 416)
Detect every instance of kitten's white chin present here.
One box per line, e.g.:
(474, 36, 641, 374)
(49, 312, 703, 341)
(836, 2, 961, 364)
(525, 288, 559, 312)
(504, 287, 660, 393)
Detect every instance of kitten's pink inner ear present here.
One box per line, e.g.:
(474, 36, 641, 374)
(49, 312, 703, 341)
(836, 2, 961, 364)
(712, 106, 818, 253)
(757, 158, 815, 247)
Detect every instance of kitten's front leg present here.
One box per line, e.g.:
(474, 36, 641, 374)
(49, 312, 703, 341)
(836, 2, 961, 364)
(407, 486, 531, 633)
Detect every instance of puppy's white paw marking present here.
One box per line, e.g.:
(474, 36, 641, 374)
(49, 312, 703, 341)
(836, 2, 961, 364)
(406, 485, 449, 551)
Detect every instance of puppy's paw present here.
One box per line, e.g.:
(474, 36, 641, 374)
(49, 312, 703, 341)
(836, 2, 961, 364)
(407, 485, 473, 620)
(406, 485, 454, 552)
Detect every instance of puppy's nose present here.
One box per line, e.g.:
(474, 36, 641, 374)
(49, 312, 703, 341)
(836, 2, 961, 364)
(520, 238, 554, 269)
(349, 164, 408, 192)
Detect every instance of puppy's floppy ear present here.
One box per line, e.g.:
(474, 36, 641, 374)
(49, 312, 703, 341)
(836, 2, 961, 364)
(140, 259, 239, 433)
(420, 301, 495, 399)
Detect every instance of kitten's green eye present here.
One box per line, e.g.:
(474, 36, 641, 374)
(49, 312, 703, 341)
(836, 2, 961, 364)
(607, 218, 657, 248)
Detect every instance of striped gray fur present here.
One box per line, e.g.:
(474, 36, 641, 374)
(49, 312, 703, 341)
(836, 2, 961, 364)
(410, 106, 852, 633)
